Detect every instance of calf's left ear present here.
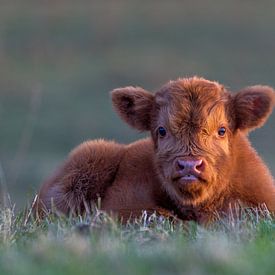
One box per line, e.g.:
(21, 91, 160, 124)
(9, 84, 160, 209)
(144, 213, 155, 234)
(111, 86, 154, 131)
(232, 85, 275, 131)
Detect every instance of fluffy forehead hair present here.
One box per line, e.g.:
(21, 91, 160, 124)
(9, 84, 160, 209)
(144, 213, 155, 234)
(155, 77, 227, 108)
(154, 77, 229, 133)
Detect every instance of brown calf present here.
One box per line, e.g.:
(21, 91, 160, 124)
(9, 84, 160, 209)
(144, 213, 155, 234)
(37, 77, 275, 223)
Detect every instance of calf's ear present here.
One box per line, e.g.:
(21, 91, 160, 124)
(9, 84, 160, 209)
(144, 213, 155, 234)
(111, 86, 154, 131)
(233, 85, 275, 131)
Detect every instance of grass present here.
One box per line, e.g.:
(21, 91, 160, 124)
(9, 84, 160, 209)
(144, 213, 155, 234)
(1, 203, 275, 275)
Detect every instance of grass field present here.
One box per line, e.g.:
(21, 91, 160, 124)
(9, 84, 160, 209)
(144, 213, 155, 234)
(1, 205, 275, 275)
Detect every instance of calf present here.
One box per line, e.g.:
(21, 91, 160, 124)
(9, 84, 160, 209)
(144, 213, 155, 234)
(37, 77, 275, 223)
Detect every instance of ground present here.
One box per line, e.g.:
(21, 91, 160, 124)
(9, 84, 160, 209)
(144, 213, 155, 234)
(1, 204, 275, 275)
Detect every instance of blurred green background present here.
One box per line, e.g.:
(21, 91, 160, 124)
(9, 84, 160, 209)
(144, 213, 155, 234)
(0, 0, 274, 209)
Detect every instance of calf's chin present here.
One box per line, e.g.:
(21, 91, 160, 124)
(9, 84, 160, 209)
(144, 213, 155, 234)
(157, 154, 231, 208)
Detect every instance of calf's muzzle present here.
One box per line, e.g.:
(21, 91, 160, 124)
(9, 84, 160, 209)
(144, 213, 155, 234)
(175, 158, 204, 180)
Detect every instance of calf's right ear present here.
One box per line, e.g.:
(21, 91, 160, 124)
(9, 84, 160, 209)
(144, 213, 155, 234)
(111, 86, 154, 131)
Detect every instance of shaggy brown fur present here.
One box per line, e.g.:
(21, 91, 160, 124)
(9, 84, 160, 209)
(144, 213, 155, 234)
(37, 77, 275, 224)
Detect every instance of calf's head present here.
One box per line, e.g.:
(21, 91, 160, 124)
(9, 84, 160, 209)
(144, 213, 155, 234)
(112, 77, 275, 206)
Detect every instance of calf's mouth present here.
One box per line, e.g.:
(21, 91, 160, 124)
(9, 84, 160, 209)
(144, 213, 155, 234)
(173, 173, 207, 185)
(173, 170, 201, 182)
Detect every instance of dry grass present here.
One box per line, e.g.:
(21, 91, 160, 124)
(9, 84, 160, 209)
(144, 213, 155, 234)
(0, 202, 275, 275)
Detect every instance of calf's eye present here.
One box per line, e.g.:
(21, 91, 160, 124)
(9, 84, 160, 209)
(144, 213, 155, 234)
(158, 127, 167, 137)
(218, 127, 226, 137)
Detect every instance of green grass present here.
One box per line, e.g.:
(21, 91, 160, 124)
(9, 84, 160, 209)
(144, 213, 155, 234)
(1, 203, 275, 275)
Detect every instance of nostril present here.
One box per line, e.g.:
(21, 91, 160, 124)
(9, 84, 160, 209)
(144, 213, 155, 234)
(194, 159, 204, 172)
(177, 159, 185, 170)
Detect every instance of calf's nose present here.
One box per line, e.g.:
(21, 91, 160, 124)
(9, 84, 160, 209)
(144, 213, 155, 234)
(176, 159, 204, 173)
